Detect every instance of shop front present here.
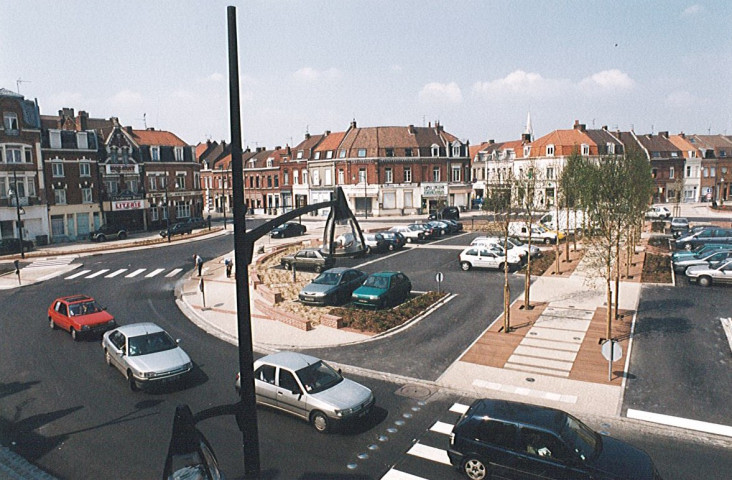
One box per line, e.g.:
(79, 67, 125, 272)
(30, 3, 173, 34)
(105, 198, 147, 231)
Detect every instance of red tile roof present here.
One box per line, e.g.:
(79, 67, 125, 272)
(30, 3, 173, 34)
(131, 129, 187, 147)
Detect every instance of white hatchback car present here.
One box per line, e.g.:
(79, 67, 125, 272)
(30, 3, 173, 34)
(236, 351, 375, 433)
(459, 246, 518, 271)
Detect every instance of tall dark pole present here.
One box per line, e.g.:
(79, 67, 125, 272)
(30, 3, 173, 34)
(12, 168, 25, 259)
(228, 6, 260, 477)
(221, 164, 227, 230)
(164, 180, 171, 243)
(364, 176, 368, 219)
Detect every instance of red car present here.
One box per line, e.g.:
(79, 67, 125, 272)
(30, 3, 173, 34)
(48, 295, 117, 341)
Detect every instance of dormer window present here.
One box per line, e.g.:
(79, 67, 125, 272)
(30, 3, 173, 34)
(607, 143, 615, 154)
(174, 146, 184, 161)
(50, 130, 62, 148)
(267, 158, 274, 167)
(3, 112, 19, 134)
(326, 150, 333, 159)
(523, 145, 531, 157)
(385, 148, 394, 157)
(452, 144, 460, 156)
(314, 151, 321, 160)
(296, 150, 303, 159)
(431, 145, 440, 157)
(581, 144, 589, 156)
(358, 148, 366, 157)
(151, 146, 160, 162)
(546, 144, 555, 156)
(77, 131, 89, 150)
(405, 148, 412, 157)
(339, 149, 347, 158)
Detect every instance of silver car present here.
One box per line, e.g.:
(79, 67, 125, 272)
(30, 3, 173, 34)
(686, 259, 732, 287)
(235, 351, 374, 433)
(102, 322, 193, 391)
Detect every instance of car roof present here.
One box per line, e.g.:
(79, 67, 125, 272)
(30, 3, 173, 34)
(59, 294, 94, 304)
(368, 271, 400, 277)
(113, 322, 164, 337)
(322, 267, 358, 274)
(259, 351, 321, 371)
(467, 399, 566, 433)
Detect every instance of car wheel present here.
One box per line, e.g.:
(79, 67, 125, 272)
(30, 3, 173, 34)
(98, 235, 107, 242)
(498, 263, 505, 271)
(406, 237, 413, 243)
(315, 265, 324, 273)
(283, 262, 292, 270)
(49, 317, 56, 330)
(127, 371, 139, 392)
(119, 232, 127, 240)
(311, 411, 329, 433)
(699, 276, 712, 287)
(70, 328, 79, 341)
(544, 238, 552, 245)
(462, 457, 489, 480)
(388, 243, 395, 251)
(460, 261, 472, 271)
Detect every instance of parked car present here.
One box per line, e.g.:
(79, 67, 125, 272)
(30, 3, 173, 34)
(270, 222, 306, 238)
(186, 216, 208, 229)
(48, 295, 117, 341)
(280, 248, 335, 273)
(459, 246, 517, 271)
(674, 227, 732, 251)
(409, 223, 435, 240)
(428, 206, 460, 220)
(160, 222, 193, 237)
(669, 217, 689, 237)
(443, 218, 464, 232)
(389, 225, 424, 243)
(508, 222, 564, 244)
(0, 238, 34, 255)
(471, 236, 529, 264)
(364, 233, 390, 253)
(671, 243, 731, 263)
(426, 220, 450, 236)
(89, 224, 127, 242)
(449, 399, 661, 480)
(235, 351, 375, 433)
(351, 271, 412, 309)
(102, 322, 193, 391)
(298, 267, 367, 306)
(378, 231, 406, 250)
(507, 236, 541, 258)
(686, 259, 732, 287)
(673, 249, 732, 274)
(646, 205, 671, 219)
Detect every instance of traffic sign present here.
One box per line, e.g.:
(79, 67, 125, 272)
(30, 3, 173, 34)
(601, 339, 622, 362)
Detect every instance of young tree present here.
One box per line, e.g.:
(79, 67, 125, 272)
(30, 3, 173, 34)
(514, 160, 542, 309)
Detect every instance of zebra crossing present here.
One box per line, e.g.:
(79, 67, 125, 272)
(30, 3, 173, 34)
(25, 255, 78, 268)
(65, 267, 184, 280)
(380, 402, 467, 480)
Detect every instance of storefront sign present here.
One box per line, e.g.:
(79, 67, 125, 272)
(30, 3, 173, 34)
(423, 184, 446, 197)
(112, 200, 144, 211)
(106, 164, 139, 175)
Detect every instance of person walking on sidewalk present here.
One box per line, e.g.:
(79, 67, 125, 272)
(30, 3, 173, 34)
(194, 254, 203, 276)
(224, 257, 233, 278)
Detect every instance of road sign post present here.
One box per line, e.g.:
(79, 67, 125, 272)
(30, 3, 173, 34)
(14, 260, 20, 285)
(601, 339, 622, 381)
(199, 278, 206, 309)
(435, 272, 444, 294)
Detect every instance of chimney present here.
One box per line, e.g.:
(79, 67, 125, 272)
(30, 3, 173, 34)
(573, 120, 586, 132)
(126, 126, 133, 135)
(488, 139, 494, 144)
(680, 132, 686, 139)
(350, 120, 357, 129)
(256, 147, 265, 153)
(659, 131, 669, 138)
(408, 124, 416, 134)
(602, 125, 608, 131)
(305, 132, 310, 139)
(275, 145, 281, 150)
(324, 130, 330, 136)
(78, 111, 88, 131)
(521, 133, 531, 143)
(206, 139, 212, 147)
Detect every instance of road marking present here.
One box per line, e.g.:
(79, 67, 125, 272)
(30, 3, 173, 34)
(125, 268, 146, 278)
(627, 409, 732, 438)
(105, 269, 128, 278)
(429, 421, 454, 435)
(66, 270, 91, 279)
(406, 442, 451, 465)
(166, 268, 183, 277)
(27, 256, 77, 268)
(450, 403, 469, 415)
(85, 269, 110, 279)
(473, 379, 577, 404)
(145, 268, 165, 278)
(721, 317, 732, 354)
(381, 468, 427, 480)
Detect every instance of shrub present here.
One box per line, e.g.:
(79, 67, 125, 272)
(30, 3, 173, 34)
(332, 291, 446, 333)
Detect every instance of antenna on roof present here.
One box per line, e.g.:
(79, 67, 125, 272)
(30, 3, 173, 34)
(137, 113, 148, 129)
(16, 78, 31, 94)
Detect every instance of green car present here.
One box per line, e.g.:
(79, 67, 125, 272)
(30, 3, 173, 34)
(351, 271, 411, 309)
(671, 243, 730, 263)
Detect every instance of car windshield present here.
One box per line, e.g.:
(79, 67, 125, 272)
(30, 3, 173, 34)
(363, 275, 389, 289)
(69, 301, 103, 316)
(560, 415, 599, 461)
(313, 272, 341, 285)
(128, 331, 177, 356)
(296, 360, 343, 394)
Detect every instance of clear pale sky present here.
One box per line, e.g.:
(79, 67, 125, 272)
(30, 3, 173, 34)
(2, 1, 731, 148)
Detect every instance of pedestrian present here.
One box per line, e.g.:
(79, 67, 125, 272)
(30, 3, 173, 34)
(194, 254, 203, 276)
(224, 257, 232, 278)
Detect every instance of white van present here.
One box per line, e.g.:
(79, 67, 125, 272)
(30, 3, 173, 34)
(539, 210, 586, 235)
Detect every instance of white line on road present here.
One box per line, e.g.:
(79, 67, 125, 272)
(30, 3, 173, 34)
(449, 403, 469, 415)
(627, 409, 732, 438)
(105, 269, 128, 278)
(721, 317, 732, 354)
(66, 270, 91, 279)
(166, 268, 183, 277)
(85, 269, 110, 279)
(145, 268, 165, 278)
(125, 268, 146, 278)
(429, 421, 454, 435)
(380, 468, 428, 480)
(406, 442, 451, 465)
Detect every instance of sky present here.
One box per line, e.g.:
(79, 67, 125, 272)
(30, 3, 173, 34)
(2, 1, 731, 149)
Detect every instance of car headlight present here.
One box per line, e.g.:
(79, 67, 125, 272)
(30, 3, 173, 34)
(183, 362, 193, 371)
(144, 371, 156, 379)
(335, 407, 354, 417)
(310, 291, 326, 297)
(81, 325, 90, 331)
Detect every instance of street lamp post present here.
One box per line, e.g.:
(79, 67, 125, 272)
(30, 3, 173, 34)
(221, 164, 227, 230)
(162, 178, 171, 243)
(10, 168, 25, 259)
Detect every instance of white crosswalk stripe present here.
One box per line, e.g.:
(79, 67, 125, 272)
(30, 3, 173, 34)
(105, 269, 128, 278)
(405, 443, 451, 465)
(66, 270, 91, 279)
(125, 269, 146, 278)
(166, 268, 183, 277)
(27, 256, 77, 268)
(381, 469, 427, 480)
(145, 268, 165, 278)
(429, 421, 454, 435)
(85, 269, 110, 279)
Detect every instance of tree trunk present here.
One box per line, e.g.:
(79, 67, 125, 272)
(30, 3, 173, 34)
(606, 246, 613, 341)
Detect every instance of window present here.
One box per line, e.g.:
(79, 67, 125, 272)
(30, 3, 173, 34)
(283, 170, 289, 185)
(52, 162, 64, 177)
(54, 189, 67, 205)
(274, 175, 279, 187)
(432, 167, 440, 182)
(524, 146, 531, 157)
(26, 179, 35, 197)
(607, 143, 615, 154)
(6, 148, 22, 163)
(339, 149, 347, 158)
(651, 169, 658, 178)
(296, 150, 303, 159)
(151, 146, 160, 161)
(82, 187, 93, 203)
(356, 148, 366, 158)
(452, 144, 461, 156)
(312, 169, 320, 185)
(175, 200, 191, 219)
(711, 167, 716, 177)
(669, 167, 675, 179)
(159, 176, 167, 189)
(326, 150, 333, 159)
(151, 207, 159, 221)
(278, 370, 300, 393)
(106, 180, 119, 194)
(337, 169, 344, 184)
(266, 176, 272, 188)
(149, 176, 157, 191)
(518, 428, 569, 461)
(293, 170, 299, 185)
(324, 169, 332, 185)
(405, 148, 412, 157)
(303, 171, 309, 185)
(128, 180, 139, 193)
(80, 163, 91, 177)
(546, 167, 554, 179)
(266, 158, 274, 167)
(451, 165, 461, 182)
(404, 167, 412, 183)
(581, 144, 590, 155)
(431, 145, 439, 157)
(3, 112, 19, 133)
(77, 132, 89, 149)
(50, 130, 62, 148)
(385, 148, 394, 157)
(358, 168, 366, 183)
(703, 168, 709, 178)
(385, 168, 393, 183)
(546, 144, 555, 156)
(476, 421, 517, 447)
(174, 147, 184, 161)
(314, 151, 321, 160)
(686, 166, 691, 177)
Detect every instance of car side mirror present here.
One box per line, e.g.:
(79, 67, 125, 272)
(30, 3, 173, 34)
(121, 346, 126, 356)
(176, 339, 181, 344)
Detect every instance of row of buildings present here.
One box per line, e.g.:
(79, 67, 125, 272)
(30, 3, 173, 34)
(2, 86, 731, 247)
